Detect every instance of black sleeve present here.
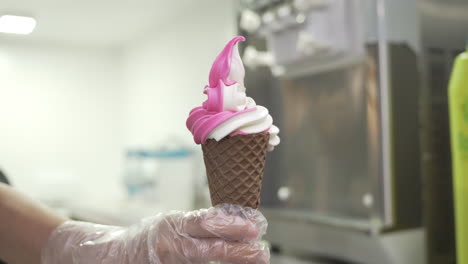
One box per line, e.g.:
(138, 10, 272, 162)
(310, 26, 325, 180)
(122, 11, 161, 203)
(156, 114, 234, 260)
(0, 169, 8, 263)
(0, 169, 9, 185)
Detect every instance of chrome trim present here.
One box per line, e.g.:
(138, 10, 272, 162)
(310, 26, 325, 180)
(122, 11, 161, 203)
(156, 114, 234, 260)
(376, 0, 394, 227)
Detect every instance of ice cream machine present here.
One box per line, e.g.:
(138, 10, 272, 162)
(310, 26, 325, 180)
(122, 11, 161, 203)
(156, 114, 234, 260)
(238, 0, 425, 263)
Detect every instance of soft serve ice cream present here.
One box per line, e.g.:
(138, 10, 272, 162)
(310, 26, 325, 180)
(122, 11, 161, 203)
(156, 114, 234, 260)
(187, 36, 279, 208)
(186, 36, 280, 151)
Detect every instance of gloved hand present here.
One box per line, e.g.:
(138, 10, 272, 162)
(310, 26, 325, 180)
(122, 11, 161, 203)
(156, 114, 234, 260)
(41, 204, 269, 264)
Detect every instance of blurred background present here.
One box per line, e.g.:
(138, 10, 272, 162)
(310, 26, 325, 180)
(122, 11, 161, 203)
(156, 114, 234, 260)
(0, 0, 467, 263)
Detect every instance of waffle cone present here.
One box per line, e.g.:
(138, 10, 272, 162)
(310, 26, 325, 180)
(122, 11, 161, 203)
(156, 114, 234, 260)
(202, 133, 269, 209)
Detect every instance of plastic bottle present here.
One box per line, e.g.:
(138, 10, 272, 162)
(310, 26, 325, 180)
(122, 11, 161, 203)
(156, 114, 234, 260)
(449, 44, 468, 264)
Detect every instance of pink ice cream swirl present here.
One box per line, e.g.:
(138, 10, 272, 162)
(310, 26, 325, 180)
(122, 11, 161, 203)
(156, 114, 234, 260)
(186, 36, 280, 151)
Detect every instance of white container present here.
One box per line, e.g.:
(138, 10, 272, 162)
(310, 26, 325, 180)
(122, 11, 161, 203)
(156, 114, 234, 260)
(123, 148, 195, 211)
(152, 149, 195, 211)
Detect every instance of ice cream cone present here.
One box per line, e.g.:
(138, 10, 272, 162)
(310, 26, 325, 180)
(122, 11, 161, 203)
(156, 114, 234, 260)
(187, 36, 280, 209)
(202, 133, 269, 209)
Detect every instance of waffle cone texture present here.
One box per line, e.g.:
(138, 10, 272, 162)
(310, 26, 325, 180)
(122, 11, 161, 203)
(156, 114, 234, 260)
(202, 133, 269, 209)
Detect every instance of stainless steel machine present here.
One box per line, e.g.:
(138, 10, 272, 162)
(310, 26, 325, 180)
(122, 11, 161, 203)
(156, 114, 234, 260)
(237, 0, 426, 263)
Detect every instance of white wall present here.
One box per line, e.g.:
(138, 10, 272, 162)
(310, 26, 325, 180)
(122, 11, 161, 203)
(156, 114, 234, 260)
(0, 41, 123, 201)
(0, 1, 237, 207)
(122, 0, 237, 147)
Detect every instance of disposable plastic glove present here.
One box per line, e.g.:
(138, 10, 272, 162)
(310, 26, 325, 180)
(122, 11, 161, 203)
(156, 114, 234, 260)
(41, 204, 269, 264)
